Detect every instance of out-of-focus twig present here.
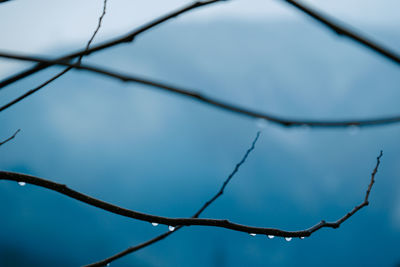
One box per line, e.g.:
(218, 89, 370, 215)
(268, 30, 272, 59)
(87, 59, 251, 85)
(0, 0, 223, 91)
(281, 0, 400, 65)
(0, 0, 108, 112)
(0, 129, 20, 147)
(1, 53, 399, 128)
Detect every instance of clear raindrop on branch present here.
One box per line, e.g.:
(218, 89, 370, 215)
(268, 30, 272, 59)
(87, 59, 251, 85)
(151, 222, 159, 226)
(300, 124, 310, 131)
(255, 118, 268, 129)
(267, 235, 274, 239)
(285, 237, 292, 242)
(18, 182, 26, 186)
(249, 233, 256, 237)
(168, 226, 175, 231)
(348, 125, 360, 136)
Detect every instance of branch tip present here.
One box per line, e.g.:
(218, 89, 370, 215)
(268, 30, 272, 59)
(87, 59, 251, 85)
(0, 129, 21, 147)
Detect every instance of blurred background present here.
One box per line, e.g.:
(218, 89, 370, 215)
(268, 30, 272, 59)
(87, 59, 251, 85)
(0, 0, 399, 266)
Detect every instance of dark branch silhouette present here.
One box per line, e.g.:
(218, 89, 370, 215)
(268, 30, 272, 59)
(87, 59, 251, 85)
(0, 1, 391, 265)
(281, 0, 400, 66)
(306, 150, 383, 232)
(0, 0, 108, 112)
(0, 129, 20, 147)
(1, 53, 400, 128)
(0, 151, 383, 244)
(84, 150, 385, 267)
(85, 131, 260, 267)
(79, 0, 108, 63)
(0, 0, 223, 91)
(1, 0, 399, 104)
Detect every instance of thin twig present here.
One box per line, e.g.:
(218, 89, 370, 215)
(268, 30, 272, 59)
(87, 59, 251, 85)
(281, 0, 400, 65)
(0, 68, 71, 112)
(0, 0, 223, 90)
(306, 150, 383, 233)
(85, 131, 261, 267)
(1, 53, 399, 128)
(1, 170, 302, 236)
(0, 0, 108, 112)
(78, 0, 108, 64)
(0, 151, 383, 239)
(0, 129, 20, 147)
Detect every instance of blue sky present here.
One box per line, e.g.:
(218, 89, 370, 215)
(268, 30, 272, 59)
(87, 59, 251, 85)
(1, 1, 400, 266)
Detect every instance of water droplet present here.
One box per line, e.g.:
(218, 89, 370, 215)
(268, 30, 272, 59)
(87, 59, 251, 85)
(18, 182, 26, 186)
(151, 222, 159, 226)
(267, 235, 274, 239)
(285, 237, 292, 242)
(168, 226, 175, 231)
(348, 125, 360, 136)
(249, 233, 256, 237)
(300, 124, 310, 131)
(300, 236, 305, 240)
(255, 118, 268, 129)
(106, 264, 110, 266)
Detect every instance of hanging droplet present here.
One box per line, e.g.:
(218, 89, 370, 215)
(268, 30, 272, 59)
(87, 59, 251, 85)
(18, 182, 26, 186)
(151, 222, 159, 226)
(168, 226, 175, 231)
(255, 118, 268, 129)
(106, 264, 110, 267)
(348, 125, 360, 136)
(300, 124, 310, 131)
(285, 237, 292, 242)
(267, 235, 274, 239)
(249, 233, 256, 237)
(300, 236, 305, 240)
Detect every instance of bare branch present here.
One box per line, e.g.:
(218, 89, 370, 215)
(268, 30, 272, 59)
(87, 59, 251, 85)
(0, 0, 108, 112)
(2, 0, 399, 94)
(1, 53, 399, 128)
(0, 129, 20, 147)
(78, 0, 108, 63)
(0, 68, 71, 112)
(0, 1, 389, 265)
(0, 151, 383, 241)
(0, 0, 223, 90)
(306, 150, 383, 233)
(0, 175, 304, 237)
(193, 131, 261, 218)
(85, 131, 261, 267)
(281, 0, 400, 65)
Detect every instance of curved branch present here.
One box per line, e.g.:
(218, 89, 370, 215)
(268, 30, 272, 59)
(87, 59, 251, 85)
(0, 0, 108, 112)
(0, 0, 223, 90)
(85, 131, 261, 267)
(1, 53, 400, 128)
(307, 150, 383, 234)
(79, 0, 108, 61)
(0, 129, 20, 147)
(0, 170, 306, 237)
(0, 151, 383, 242)
(281, 0, 400, 66)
